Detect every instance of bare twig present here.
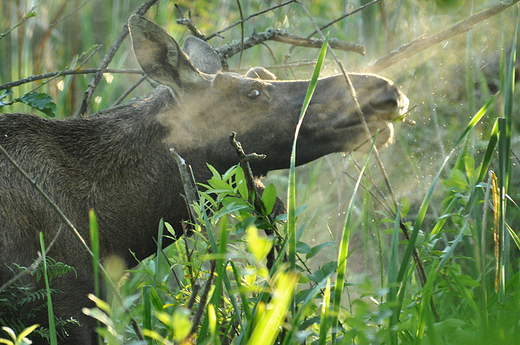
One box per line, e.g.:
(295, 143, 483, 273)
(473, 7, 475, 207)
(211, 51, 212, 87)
(206, 0, 296, 41)
(170, 148, 201, 228)
(113, 74, 148, 106)
(49, 0, 92, 28)
(283, 0, 375, 63)
(215, 28, 364, 62)
(236, 0, 245, 71)
(306, 0, 380, 39)
(78, 44, 103, 69)
(175, 4, 207, 39)
(187, 282, 201, 310)
(0, 69, 144, 91)
(75, 0, 158, 117)
(228, 132, 266, 214)
(187, 261, 216, 338)
(0, 6, 37, 40)
(363, 0, 520, 73)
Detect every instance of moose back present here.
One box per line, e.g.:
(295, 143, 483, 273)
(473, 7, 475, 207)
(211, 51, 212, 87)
(0, 15, 408, 344)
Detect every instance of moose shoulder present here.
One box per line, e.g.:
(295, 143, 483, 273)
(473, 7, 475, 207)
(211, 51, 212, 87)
(0, 14, 408, 345)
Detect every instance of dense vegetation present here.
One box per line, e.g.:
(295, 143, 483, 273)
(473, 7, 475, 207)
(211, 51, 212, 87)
(1, 0, 519, 344)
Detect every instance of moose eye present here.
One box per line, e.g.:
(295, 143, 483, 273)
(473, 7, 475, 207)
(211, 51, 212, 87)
(246, 88, 261, 100)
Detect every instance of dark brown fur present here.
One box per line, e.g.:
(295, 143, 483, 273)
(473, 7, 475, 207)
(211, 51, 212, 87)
(0, 15, 408, 344)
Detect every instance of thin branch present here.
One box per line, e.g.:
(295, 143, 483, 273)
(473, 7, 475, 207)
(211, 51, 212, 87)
(363, 0, 520, 73)
(236, 0, 245, 71)
(0, 69, 143, 91)
(113, 74, 148, 106)
(228, 132, 266, 214)
(75, 0, 158, 117)
(187, 261, 216, 338)
(78, 44, 103, 69)
(170, 148, 201, 229)
(175, 4, 207, 39)
(206, 0, 296, 41)
(0, 6, 37, 40)
(215, 28, 364, 62)
(49, 0, 92, 28)
(284, 0, 376, 63)
(306, 0, 380, 39)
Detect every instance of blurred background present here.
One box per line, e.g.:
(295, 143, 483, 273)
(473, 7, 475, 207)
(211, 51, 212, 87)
(0, 0, 518, 288)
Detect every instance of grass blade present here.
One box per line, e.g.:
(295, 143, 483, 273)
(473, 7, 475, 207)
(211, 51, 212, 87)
(398, 94, 497, 285)
(388, 203, 401, 345)
(287, 36, 328, 269)
(39, 233, 57, 345)
(247, 273, 298, 345)
(142, 285, 152, 345)
(154, 218, 164, 290)
(331, 135, 377, 343)
(318, 279, 332, 345)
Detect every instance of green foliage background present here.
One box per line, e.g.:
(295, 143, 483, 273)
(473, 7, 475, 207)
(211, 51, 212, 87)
(1, 0, 520, 344)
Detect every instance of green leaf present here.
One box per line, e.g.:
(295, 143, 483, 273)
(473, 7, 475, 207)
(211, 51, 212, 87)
(246, 226, 273, 262)
(464, 154, 475, 184)
(0, 89, 13, 106)
(306, 241, 334, 259)
(213, 202, 250, 220)
(296, 241, 311, 254)
(235, 165, 248, 200)
(25, 11, 38, 19)
(207, 177, 234, 193)
(261, 183, 277, 215)
(18, 91, 57, 117)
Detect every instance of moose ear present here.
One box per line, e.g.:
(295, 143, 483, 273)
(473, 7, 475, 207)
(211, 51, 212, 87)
(128, 15, 203, 94)
(245, 67, 277, 80)
(183, 36, 222, 75)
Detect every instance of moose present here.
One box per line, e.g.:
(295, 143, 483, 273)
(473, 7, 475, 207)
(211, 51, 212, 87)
(0, 15, 408, 344)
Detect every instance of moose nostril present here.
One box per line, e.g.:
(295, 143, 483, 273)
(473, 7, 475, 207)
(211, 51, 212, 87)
(370, 96, 398, 111)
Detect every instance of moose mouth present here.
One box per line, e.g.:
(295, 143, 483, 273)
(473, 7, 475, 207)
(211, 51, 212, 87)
(303, 87, 409, 153)
(306, 97, 407, 131)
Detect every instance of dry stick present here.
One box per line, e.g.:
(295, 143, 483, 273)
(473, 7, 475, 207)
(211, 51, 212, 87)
(215, 29, 364, 62)
(228, 132, 266, 214)
(377, 0, 391, 53)
(188, 261, 216, 337)
(0, 5, 37, 40)
(363, 0, 520, 73)
(236, 0, 245, 71)
(170, 148, 201, 227)
(0, 68, 143, 91)
(75, 0, 158, 117)
(283, 0, 376, 64)
(48, 0, 92, 28)
(175, 4, 207, 39)
(171, 148, 219, 335)
(78, 44, 104, 70)
(205, 0, 296, 41)
(113, 74, 148, 106)
(229, 133, 295, 272)
(295, 0, 442, 320)
(0, 144, 145, 340)
(305, 0, 380, 39)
